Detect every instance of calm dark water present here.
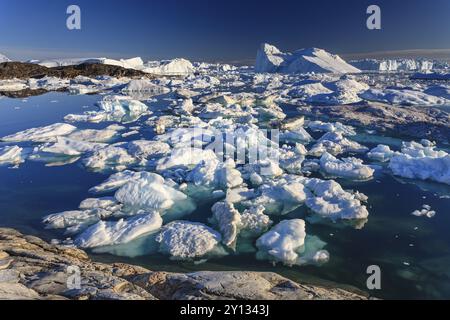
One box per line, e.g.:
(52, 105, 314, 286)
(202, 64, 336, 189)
(1, 92, 450, 299)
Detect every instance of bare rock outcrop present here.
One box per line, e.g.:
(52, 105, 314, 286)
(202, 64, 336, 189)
(0, 228, 367, 300)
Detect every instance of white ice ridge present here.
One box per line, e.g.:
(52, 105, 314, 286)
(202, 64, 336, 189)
(319, 152, 374, 180)
(74, 212, 163, 248)
(1, 123, 77, 143)
(389, 140, 450, 185)
(155, 221, 222, 260)
(256, 219, 306, 264)
(255, 43, 360, 74)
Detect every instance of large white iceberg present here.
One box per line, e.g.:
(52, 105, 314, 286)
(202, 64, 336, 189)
(143, 58, 195, 75)
(255, 43, 360, 74)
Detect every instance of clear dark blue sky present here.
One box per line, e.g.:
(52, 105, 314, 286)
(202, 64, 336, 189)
(1, 0, 450, 62)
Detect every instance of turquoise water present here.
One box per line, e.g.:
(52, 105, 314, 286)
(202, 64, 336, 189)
(1, 92, 450, 299)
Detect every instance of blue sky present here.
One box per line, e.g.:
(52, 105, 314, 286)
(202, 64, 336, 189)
(1, 0, 450, 62)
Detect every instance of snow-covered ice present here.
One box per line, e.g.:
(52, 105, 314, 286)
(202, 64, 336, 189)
(75, 212, 163, 248)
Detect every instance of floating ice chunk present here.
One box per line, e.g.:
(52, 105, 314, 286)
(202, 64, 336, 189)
(155, 221, 222, 260)
(127, 140, 171, 159)
(211, 201, 241, 247)
(143, 58, 195, 75)
(280, 128, 313, 143)
(301, 177, 369, 220)
(389, 141, 450, 185)
(239, 205, 273, 238)
(320, 153, 374, 180)
(82, 145, 136, 171)
(411, 204, 436, 218)
(75, 213, 163, 248)
(43, 209, 114, 234)
(1, 123, 77, 143)
(309, 132, 368, 157)
(243, 159, 284, 179)
(156, 147, 217, 171)
(66, 125, 123, 142)
(256, 219, 306, 264)
(244, 176, 308, 215)
(89, 171, 165, 193)
(0, 145, 28, 165)
(99, 95, 148, 114)
(33, 137, 107, 158)
(307, 121, 356, 136)
(78, 197, 119, 210)
(367, 144, 396, 162)
(114, 172, 195, 216)
(187, 158, 243, 190)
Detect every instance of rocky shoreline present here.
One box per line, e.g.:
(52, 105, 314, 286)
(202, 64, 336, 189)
(0, 62, 152, 80)
(0, 228, 367, 300)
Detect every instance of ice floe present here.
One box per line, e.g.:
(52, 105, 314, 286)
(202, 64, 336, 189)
(319, 153, 374, 180)
(155, 221, 223, 260)
(0, 145, 29, 165)
(75, 212, 163, 248)
(411, 204, 436, 218)
(367, 144, 396, 162)
(1, 123, 77, 143)
(389, 140, 450, 185)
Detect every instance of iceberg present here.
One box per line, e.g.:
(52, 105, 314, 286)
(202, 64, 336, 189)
(43, 208, 115, 234)
(389, 141, 450, 185)
(302, 177, 369, 220)
(82, 145, 137, 171)
(155, 221, 222, 260)
(319, 153, 374, 180)
(255, 43, 360, 74)
(256, 219, 306, 264)
(211, 201, 241, 247)
(74, 212, 163, 248)
(1, 123, 77, 143)
(0, 145, 28, 165)
(309, 132, 368, 157)
(156, 147, 218, 172)
(143, 58, 195, 75)
(367, 144, 396, 162)
(114, 172, 196, 216)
